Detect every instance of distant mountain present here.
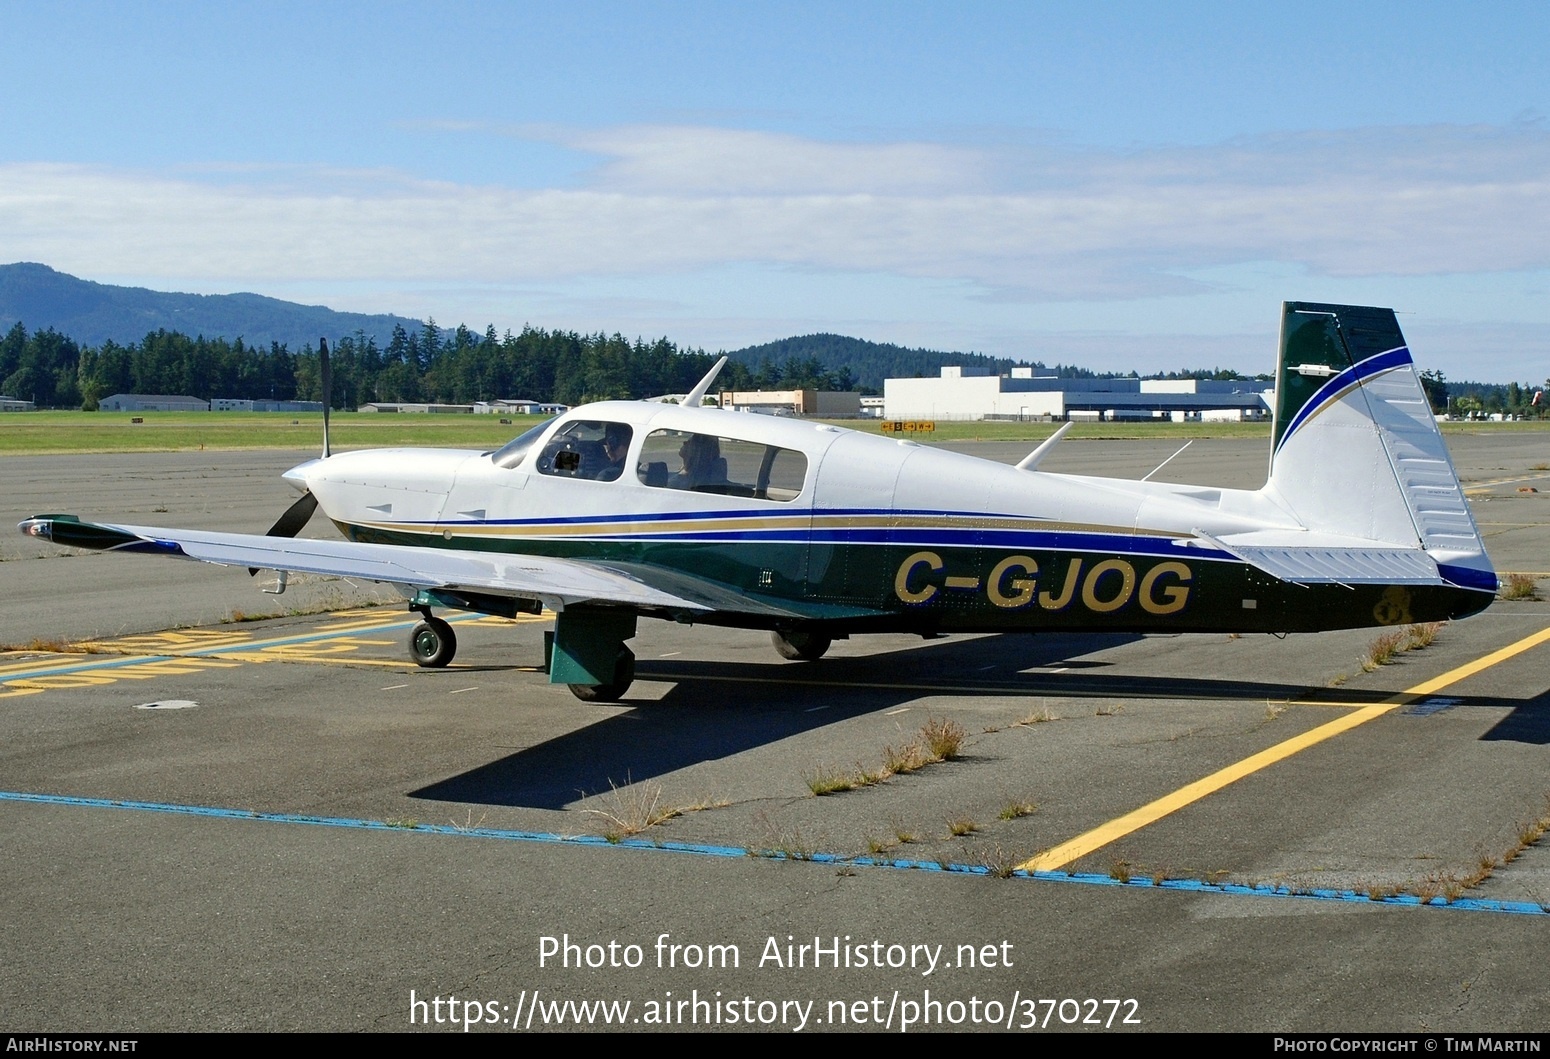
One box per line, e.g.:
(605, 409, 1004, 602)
(723, 333, 1032, 391)
(0, 263, 425, 351)
(1, 264, 1108, 392)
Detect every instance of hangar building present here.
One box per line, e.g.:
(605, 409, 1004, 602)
(99, 394, 211, 412)
(883, 368, 1273, 422)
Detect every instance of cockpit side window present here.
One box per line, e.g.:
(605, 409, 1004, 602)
(636, 429, 807, 501)
(535, 420, 634, 481)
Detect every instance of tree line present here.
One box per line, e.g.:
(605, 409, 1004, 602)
(0, 320, 862, 410)
(5, 317, 1541, 415)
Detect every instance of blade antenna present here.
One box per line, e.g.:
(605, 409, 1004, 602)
(681, 356, 727, 408)
(319, 337, 333, 459)
(1141, 439, 1193, 482)
(1015, 421, 1073, 471)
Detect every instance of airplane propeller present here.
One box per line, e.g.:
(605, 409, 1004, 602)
(261, 491, 319, 539)
(320, 336, 332, 460)
(249, 336, 331, 575)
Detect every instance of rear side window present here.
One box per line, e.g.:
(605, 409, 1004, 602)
(636, 429, 806, 501)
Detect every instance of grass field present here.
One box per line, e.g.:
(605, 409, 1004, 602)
(1, 410, 1545, 455)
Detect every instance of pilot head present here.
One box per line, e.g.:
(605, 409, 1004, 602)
(679, 433, 719, 474)
(603, 425, 630, 464)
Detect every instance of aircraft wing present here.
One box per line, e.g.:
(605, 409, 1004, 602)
(18, 514, 712, 614)
(18, 514, 887, 622)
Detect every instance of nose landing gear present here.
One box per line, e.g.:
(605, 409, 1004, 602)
(408, 606, 457, 668)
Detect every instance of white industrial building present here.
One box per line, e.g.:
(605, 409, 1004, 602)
(884, 367, 1273, 422)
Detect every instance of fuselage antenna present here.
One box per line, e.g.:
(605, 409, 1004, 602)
(1015, 421, 1073, 471)
(681, 356, 728, 408)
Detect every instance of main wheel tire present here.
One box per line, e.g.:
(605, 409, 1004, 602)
(408, 617, 457, 668)
(772, 629, 831, 661)
(569, 648, 635, 702)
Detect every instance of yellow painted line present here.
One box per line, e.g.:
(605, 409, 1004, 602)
(214, 653, 416, 669)
(1468, 472, 1550, 487)
(298, 619, 408, 634)
(1405, 625, 1550, 694)
(0, 656, 115, 676)
(1019, 624, 1550, 873)
(0, 655, 138, 680)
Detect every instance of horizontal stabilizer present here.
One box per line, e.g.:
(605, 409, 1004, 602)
(1194, 529, 1442, 585)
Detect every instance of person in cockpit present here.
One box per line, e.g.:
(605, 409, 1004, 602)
(598, 424, 631, 482)
(670, 433, 727, 491)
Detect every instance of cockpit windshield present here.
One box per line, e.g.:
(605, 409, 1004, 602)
(488, 417, 557, 469)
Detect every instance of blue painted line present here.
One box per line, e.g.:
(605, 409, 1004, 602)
(1402, 697, 1463, 717)
(0, 611, 491, 682)
(1, 652, 183, 679)
(3, 790, 1544, 915)
(1022, 871, 1547, 916)
(175, 612, 489, 658)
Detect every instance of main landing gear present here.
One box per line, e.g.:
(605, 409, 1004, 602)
(408, 609, 457, 668)
(548, 608, 638, 703)
(567, 647, 635, 703)
(771, 628, 831, 661)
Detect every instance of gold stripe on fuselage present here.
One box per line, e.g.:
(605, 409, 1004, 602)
(348, 511, 1188, 542)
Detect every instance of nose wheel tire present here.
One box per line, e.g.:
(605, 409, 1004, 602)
(568, 648, 635, 702)
(409, 617, 457, 668)
(772, 629, 831, 661)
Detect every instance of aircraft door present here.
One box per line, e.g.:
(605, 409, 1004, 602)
(806, 433, 909, 606)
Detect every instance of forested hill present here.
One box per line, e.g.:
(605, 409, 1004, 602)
(0, 263, 423, 351)
(724, 334, 1027, 391)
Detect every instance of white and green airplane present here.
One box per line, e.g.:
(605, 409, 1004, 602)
(20, 302, 1496, 701)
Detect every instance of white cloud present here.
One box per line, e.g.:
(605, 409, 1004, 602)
(2, 123, 1547, 305)
(553, 124, 988, 195)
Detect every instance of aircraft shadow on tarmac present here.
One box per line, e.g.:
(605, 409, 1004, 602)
(1477, 686, 1550, 744)
(411, 630, 1374, 809)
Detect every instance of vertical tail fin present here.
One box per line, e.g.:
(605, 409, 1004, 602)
(1264, 302, 1494, 591)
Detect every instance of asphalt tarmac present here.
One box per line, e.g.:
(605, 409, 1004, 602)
(4, 431, 1550, 1033)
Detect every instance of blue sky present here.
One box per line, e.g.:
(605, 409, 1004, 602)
(3, 1, 1547, 380)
